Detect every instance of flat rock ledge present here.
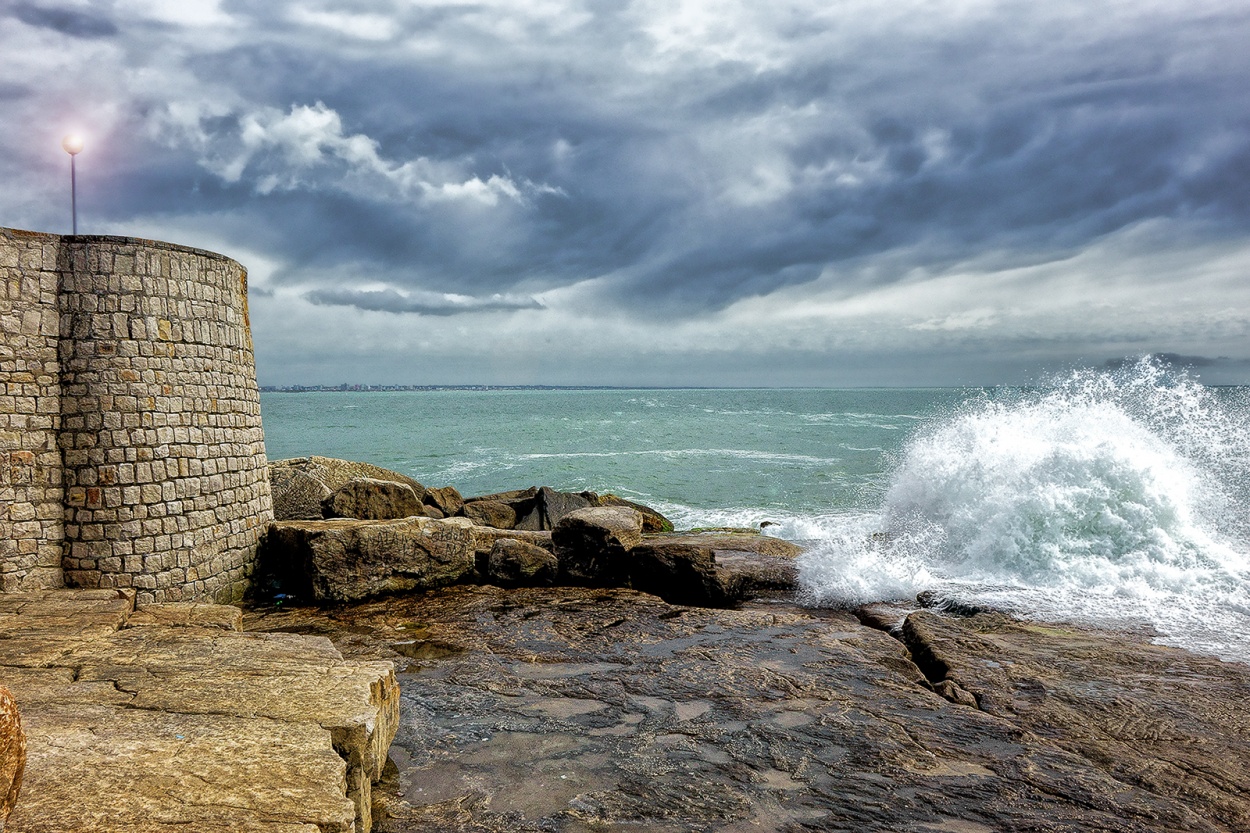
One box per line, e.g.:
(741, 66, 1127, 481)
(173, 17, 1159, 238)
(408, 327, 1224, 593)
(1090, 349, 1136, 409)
(0, 588, 399, 833)
(247, 585, 1250, 833)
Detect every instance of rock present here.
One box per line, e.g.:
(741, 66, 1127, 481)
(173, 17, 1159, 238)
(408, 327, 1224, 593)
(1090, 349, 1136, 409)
(0, 685, 24, 829)
(263, 518, 477, 604)
(627, 542, 725, 606)
(465, 487, 539, 505)
(713, 551, 799, 600)
(461, 500, 517, 530)
(270, 469, 332, 521)
(423, 486, 464, 517)
(642, 530, 803, 559)
(464, 488, 541, 530)
(593, 493, 674, 532)
(537, 486, 594, 528)
(322, 477, 426, 521)
(0, 589, 399, 833)
(269, 457, 426, 521)
(628, 531, 803, 606)
(486, 539, 559, 587)
(552, 506, 644, 585)
(245, 586, 1250, 833)
(123, 602, 243, 631)
(421, 504, 445, 519)
(461, 523, 554, 558)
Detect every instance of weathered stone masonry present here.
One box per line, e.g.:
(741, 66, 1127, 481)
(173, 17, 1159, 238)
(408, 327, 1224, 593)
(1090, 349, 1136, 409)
(0, 227, 272, 604)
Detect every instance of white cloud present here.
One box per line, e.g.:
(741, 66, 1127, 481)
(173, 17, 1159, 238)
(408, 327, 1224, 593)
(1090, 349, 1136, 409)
(114, 0, 234, 27)
(288, 8, 399, 41)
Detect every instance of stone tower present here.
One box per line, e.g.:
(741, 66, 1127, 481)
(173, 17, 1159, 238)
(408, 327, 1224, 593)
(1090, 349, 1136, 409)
(0, 228, 272, 604)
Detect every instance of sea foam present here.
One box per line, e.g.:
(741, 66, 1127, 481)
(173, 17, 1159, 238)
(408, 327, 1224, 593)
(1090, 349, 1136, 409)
(798, 359, 1250, 663)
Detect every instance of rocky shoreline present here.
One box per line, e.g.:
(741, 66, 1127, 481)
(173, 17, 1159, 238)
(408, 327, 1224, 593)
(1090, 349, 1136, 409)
(254, 457, 1250, 832)
(249, 585, 1250, 833)
(4, 456, 1249, 832)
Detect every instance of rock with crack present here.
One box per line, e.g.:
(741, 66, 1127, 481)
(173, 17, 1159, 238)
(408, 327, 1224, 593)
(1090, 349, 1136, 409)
(245, 585, 1250, 833)
(264, 517, 478, 603)
(552, 506, 644, 585)
(0, 589, 400, 833)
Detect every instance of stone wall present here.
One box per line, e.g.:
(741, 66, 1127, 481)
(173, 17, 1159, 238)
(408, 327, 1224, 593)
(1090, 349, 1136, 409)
(0, 228, 272, 604)
(0, 232, 64, 591)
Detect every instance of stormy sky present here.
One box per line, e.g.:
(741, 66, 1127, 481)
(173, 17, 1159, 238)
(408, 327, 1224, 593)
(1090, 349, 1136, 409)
(4, 0, 1250, 386)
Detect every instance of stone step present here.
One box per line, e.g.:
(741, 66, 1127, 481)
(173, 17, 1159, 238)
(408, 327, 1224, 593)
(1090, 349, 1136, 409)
(0, 589, 398, 833)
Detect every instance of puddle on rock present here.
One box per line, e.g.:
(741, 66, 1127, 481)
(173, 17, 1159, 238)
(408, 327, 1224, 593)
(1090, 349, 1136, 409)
(392, 639, 465, 660)
(401, 730, 618, 819)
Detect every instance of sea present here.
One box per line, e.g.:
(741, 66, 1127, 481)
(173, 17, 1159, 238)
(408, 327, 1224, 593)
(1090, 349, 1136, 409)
(260, 359, 1250, 665)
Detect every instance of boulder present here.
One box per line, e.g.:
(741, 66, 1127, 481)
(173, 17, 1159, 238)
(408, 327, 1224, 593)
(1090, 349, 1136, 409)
(553, 506, 644, 586)
(462, 524, 554, 557)
(630, 532, 805, 602)
(713, 551, 799, 600)
(642, 531, 803, 559)
(593, 493, 674, 532)
(462, 500, 518, 530)
(322, 477, 426, 521)
(464, 488, 540, 530)
(538, 486, 594, 528)
(629, 532, 803, 607)
(0, 684, 24, 828)
(486, 539, 559, 587)
(263, 518, 477, 603)
(270, 469, 332, 521)
(466, 487, 539, 505)
(269, 457, 426, 521)
(628, 542, 725, 606)
(423, 486, 464, 518)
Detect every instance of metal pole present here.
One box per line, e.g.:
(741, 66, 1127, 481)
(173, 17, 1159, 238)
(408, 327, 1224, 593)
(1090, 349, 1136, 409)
(70, 153, 77, 236)
(62, 134, 83, 235)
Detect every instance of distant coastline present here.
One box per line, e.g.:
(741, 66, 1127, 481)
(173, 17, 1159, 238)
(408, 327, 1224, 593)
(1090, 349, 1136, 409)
(260, 384, 718, 392)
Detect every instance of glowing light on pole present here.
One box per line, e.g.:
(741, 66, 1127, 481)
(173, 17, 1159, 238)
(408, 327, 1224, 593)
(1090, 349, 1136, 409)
(61, 134, 84, 235)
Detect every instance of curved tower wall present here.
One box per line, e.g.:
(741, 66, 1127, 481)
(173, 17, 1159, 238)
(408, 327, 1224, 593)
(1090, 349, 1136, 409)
(0, 230, 64, 591)
(0, 228, 273, 604)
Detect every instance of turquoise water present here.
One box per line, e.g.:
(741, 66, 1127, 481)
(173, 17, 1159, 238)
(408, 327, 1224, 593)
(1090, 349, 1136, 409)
(259, 387, 967, 521)
(260, 367, 1250, 663)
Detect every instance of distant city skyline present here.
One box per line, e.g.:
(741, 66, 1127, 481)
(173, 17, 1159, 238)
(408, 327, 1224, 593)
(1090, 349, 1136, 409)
(3, 1, 1249, 386)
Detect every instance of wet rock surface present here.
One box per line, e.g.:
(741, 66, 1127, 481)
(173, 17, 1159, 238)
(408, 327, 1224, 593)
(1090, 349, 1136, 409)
(246, 585, 1250, 833)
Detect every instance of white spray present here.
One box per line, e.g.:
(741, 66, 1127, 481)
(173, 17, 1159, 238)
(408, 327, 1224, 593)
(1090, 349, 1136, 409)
(799, 359, 1250, 663)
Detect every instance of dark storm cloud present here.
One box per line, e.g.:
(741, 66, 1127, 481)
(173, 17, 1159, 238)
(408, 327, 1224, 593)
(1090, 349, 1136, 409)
(3, 0, 1250, 385)
(305, 286, 544, 316)
(10, 3, 118, 38)
(118, 1, 1247, 315)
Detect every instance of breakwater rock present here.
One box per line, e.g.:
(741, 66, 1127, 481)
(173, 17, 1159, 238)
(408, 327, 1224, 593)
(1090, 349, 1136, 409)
(269, 457, 675, 532)
(261, 513, 801, 607)
(261, 456, 799, 608)
(247, 585, 1250, 833)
